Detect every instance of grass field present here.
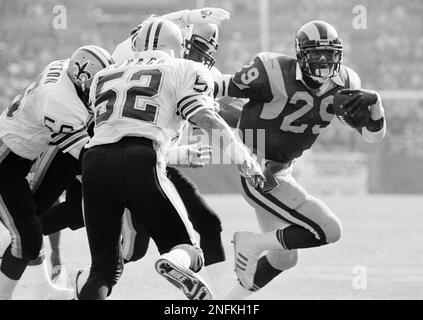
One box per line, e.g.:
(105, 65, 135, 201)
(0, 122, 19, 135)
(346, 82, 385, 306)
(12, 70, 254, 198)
(12, 194, 423, 300)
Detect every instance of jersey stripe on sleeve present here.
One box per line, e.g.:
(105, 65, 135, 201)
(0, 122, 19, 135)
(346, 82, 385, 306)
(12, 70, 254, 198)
(177, 94, 211, 120)
(49, 129, 90, 153)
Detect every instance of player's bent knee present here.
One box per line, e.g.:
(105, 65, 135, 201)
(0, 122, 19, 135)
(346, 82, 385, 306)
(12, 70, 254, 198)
(266, 249, 298, 271)
(300, 196, 342, 244)
(171, 244, 204, 272)
(325, 216, 342, 244)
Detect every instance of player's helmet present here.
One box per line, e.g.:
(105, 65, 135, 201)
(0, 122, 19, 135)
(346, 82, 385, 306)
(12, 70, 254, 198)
(135, 18, 184, 58)
(184, 23, 219, 69)
(295, 20, 343, 83)
(67, 45, 113, 103)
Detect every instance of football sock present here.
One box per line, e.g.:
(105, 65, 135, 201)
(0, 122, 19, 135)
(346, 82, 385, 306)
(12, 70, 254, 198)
(74, 268, 90, 299)
(200, 231, 225, 266)
(276, 225, 326, 249)
(79, 274, 110, 300)
(0, 246, 29, 280)
(252, 255, 283, 290)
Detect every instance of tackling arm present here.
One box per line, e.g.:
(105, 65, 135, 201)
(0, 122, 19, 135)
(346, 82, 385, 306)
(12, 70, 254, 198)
(161, 8, 230, 27)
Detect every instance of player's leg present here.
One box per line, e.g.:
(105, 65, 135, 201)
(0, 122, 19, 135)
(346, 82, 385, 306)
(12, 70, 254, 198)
(233, 168, 341, 291)
(78, 146, 125, 300)
(225, 210, 298, 299)
(165, 167, 227, 297)
(121, 209, 150, 263)
(166, 166, 224, 266)
(39, 178, 85, 235)
(32, 149, 80, 287)
(48, 231, 62, 280)
(0, 150, 56, 299)
(123, 139, 211, 300)
(240, 170, 342, 250)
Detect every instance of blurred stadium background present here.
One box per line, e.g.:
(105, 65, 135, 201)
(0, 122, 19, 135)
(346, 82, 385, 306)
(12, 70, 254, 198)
(1, 0, 422, 299)
(1, 0, 422, 195)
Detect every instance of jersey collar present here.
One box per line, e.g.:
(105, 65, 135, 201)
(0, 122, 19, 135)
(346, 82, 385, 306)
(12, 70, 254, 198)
(295, 62, 345, 87)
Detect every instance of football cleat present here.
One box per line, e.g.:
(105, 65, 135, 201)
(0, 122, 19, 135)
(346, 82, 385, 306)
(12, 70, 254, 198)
(155, 254, 213, 300)
(232, 231, 263, 291)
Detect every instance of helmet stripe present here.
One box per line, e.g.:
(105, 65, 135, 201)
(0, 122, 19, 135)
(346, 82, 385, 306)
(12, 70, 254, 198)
(148, 20, 158, 50)
(81, 48, 107, 68)
(153, 20, 163, 50)
(314, 21, 328, 39)
(302, 22, 321, 41)
(93, 46, 113, 65)
(144, 21, 154, 50)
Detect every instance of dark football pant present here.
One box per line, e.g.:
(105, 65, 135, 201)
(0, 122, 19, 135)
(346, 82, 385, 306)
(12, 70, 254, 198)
(39, 153, 225, 266)
(32, 149, 81, 228)
(79, 137, 201, 299)
(162, 167, 224, 265)
(0, 146, 42, 280)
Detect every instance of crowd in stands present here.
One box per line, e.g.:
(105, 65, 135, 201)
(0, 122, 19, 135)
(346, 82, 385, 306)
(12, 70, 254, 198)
(0, 0, 421, 153)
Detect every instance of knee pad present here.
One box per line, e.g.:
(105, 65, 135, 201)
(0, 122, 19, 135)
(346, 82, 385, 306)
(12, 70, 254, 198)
(171, 244, 204, 273)
(266, 249, 298, 271)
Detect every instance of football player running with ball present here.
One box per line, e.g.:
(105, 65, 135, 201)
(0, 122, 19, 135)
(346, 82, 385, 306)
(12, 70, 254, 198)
(214, 20, 386, 299)
(78, 18, 263, 300)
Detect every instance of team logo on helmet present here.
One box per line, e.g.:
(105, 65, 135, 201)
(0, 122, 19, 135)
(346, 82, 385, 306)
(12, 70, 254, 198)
(73, 60, 92, 82)
(200, 9, 212, 19)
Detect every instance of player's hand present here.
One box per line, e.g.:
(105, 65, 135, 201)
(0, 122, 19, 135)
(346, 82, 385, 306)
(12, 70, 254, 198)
(213, 101, 221, 113)
(237, 159, 265, 190)
(337, 89, 380, 114)
(188, 8, 230, 25)
(235, 151, 265, 189)
(188, 143, 212, 168)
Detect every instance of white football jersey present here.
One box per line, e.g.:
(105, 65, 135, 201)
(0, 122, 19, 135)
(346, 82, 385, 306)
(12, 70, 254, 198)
(0, 59, 90, 160)
(86, 50, 215, 154)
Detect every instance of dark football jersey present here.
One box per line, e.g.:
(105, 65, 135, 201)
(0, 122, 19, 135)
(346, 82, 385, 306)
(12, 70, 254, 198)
(224, 52, 361, 163)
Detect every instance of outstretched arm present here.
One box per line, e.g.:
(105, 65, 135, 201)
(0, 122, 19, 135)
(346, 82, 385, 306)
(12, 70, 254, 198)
(161, 7, 230, 27)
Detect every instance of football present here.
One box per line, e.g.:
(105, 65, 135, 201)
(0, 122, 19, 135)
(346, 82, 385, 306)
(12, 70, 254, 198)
(333, 90, 370, 128)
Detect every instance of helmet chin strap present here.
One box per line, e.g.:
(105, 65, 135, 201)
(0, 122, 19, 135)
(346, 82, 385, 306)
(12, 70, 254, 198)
(309, 74, 329, 84)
